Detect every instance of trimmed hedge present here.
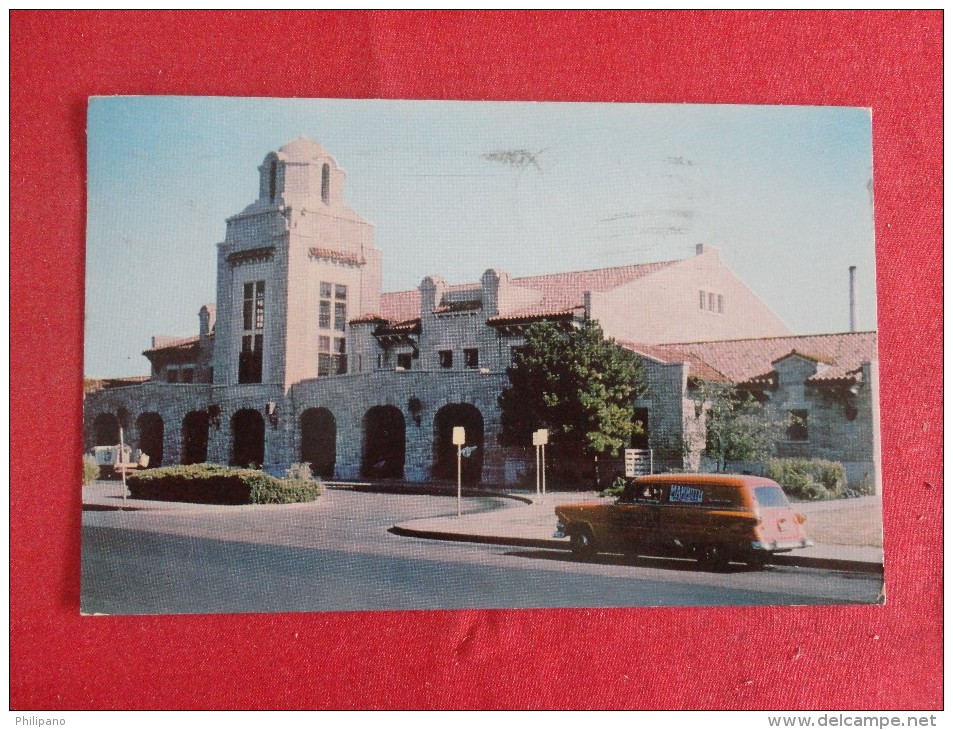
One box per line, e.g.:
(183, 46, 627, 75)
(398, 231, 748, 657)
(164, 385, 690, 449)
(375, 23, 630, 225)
(126, 464, 321, 505)
(764, 457, 846, 501)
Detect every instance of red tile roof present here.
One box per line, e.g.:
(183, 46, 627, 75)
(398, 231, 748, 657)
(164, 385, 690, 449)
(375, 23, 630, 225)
(380, 289, 421, 322)
(143, 336, 199, 354)
(379, 260, 678, 323)
(618, 341, 729, 382)
(350, 314, 389, 325)
(84, 376, 151, 394)
(649, 332, 877, 385)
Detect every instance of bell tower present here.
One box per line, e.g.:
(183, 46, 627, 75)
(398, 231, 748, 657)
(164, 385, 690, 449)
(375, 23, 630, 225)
(212, 138, 382, 389)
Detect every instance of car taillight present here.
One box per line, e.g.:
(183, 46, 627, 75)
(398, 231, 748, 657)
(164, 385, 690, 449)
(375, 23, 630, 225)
(795, 513, 807, 525)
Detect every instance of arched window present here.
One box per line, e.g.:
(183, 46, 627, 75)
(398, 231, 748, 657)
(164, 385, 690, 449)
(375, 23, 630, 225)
(269, 160, 278, 203)
(321, 163, 330, 204)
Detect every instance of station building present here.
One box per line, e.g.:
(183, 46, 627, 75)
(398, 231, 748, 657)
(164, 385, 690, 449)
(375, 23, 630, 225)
(83, 138, 879, 488)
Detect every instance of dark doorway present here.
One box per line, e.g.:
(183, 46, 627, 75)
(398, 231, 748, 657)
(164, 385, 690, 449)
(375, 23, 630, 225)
(300, 407, 336, 479)
(136, 412, 164, 467)
(93, 412, 121, 446)
(631, 407, 650, 450)
(181, 411, 210, 465)
(231, 408, 265, 468)
(433, 403, 484, 484)
(361, 406, 405, 479)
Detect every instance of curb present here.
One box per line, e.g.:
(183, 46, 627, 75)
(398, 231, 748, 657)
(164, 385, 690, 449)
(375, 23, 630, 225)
(390, 523, 883, 574)
(326, 481, 534, 504)
(388, 525, 559, 551)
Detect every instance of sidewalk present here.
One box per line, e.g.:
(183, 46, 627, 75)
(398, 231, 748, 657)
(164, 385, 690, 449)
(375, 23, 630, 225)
(391, 492, 884, 574)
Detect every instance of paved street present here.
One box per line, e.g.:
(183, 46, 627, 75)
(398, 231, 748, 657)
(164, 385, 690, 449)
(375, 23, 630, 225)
(81, 486, 883, 614)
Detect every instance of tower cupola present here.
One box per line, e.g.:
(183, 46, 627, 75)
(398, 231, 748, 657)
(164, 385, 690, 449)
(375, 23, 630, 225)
(257, 137, 345, 209)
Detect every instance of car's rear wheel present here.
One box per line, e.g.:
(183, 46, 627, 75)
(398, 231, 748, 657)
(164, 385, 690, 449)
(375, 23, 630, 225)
(697, 544, 730, 572)
(570, 526, 596, 559)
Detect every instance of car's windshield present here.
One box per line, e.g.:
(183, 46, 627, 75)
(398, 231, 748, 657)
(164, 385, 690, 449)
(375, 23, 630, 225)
(753, 485, 790, 508)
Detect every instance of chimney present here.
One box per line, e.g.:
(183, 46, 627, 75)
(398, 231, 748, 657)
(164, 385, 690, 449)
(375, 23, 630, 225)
(849, 266, 858, 332)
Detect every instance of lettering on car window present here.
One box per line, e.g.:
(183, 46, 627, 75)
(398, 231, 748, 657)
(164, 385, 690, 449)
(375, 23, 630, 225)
(669, 484, 704, 504)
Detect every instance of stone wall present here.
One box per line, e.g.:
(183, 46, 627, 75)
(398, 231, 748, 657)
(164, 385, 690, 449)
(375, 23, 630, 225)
(84, 382, 213, 467)
(288, 370, 509, 482)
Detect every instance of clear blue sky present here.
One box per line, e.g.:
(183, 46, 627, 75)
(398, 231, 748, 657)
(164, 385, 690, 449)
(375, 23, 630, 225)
(85, 97, 876, 378)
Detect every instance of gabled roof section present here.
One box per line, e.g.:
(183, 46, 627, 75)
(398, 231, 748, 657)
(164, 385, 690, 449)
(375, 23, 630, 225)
(380, 289, 422, 322)
(771, 349, 837, 366)
(379, 260, 678, 324)
(618, 341, 729, 382)
(652, 331, 877, 385)
(502, 261, 677, 320)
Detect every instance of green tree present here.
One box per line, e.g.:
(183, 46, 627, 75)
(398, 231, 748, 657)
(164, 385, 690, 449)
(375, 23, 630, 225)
(691, 381, 779, 472)
(498, 321, 645, 486)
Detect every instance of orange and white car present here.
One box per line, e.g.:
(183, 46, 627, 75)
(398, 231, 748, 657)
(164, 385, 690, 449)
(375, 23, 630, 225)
(553, 474, 812, 570)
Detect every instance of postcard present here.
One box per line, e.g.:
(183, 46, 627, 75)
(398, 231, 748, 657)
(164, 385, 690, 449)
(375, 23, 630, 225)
(82, 98, 883, 614)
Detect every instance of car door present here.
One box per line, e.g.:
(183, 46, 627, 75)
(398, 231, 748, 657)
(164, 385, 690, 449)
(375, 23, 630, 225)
(610, 483, 665, 551)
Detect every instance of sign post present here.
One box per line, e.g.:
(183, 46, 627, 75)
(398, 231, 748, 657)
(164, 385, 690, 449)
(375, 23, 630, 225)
(119, 427, 128, 505)
(532, 429, 542, 495)
(533, 429, 549, 496)
(452, 426, 466, 517)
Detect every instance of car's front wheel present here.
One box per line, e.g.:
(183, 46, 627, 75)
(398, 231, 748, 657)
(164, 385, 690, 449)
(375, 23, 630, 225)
(570, 526, 596, 559)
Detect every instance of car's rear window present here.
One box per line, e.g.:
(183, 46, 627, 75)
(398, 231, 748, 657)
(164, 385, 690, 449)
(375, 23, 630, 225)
(701, 485, 745, 507)
(753, 485, 790, 508)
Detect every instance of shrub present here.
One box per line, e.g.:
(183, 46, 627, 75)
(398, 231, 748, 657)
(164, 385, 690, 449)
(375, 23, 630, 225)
(599, 475, 628, 498)
(764, 458, 846, 501)
(82, 454, 100, 485)
(127, 464, 320, 505)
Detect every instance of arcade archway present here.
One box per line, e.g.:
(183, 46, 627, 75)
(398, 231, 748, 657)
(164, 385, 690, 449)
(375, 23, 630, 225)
(136, 412, 164, 467)
(361, 406, 405, 479)
(300, 407, 336, 479)
(181, 410, 209, 465)
(231, 409, 265, 468)
(433, 403, 484, 484)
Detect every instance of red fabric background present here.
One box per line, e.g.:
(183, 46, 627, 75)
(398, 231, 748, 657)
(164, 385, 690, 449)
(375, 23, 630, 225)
(10, 11, 942, 710)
